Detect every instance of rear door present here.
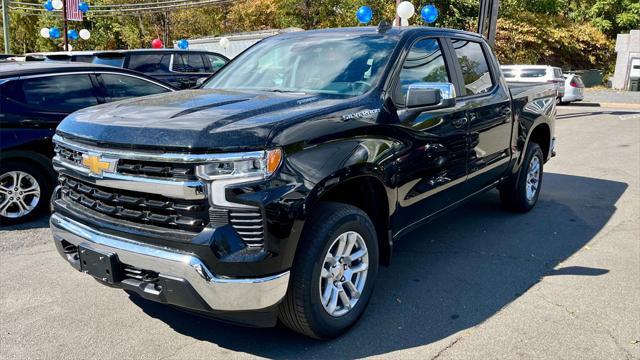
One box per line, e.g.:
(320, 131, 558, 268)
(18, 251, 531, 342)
(0, 73, 101, 154)
(447, 36, 513, 194)
(125, 53, 175, 87)
(391, 36, 471, 234)
(172, 53, 211, 89)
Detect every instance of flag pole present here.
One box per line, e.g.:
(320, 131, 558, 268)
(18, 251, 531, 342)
(62, 0, 69, 51)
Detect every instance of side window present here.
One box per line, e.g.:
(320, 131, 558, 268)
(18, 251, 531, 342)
(173, 54, 207, 73)
(451, 40, 493, 96)
(397, 38, 449, 104)
(206, 54, 226, 72)
(20, 74, 98, 112)
(99, 74, 170, 101)
(128, 54, 171, 73)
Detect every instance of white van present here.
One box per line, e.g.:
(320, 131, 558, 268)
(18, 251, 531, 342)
(501, 65, 565, 100)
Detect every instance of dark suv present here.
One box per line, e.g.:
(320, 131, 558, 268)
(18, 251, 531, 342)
(0, 62, 175, 224)
(91, 49, 228, 89)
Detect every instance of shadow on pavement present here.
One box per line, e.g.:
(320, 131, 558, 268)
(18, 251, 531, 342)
(0, 214, 50, 232)
(129, 172, 626, 358)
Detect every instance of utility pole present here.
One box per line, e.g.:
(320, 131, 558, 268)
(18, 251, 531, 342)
(478, 0, 500, 47)
(62, 0, 69, 51)
(2, 0, 9, 53)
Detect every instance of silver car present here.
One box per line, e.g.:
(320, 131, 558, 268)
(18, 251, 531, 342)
(561, 74, 585, 104)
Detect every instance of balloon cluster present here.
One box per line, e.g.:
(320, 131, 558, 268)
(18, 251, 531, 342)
(41, 0, 91, 47)
(40, 27, 90, 40)
(395, 2, 439, 25)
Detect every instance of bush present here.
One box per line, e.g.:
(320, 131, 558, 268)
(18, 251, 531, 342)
(494, 13, 615, 74)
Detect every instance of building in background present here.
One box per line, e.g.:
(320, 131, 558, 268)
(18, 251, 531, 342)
(612, 30, 640, 90)
(180, 28, 303, 59)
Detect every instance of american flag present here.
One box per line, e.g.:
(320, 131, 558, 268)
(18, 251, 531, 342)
(65, 0, 83, 21)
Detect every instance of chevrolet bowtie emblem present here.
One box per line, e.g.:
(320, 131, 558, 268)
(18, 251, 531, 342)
(81, 154, 117, 176)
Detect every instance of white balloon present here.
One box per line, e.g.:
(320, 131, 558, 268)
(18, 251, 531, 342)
(219, 37, 230, 49)
(40, 27, 50, 38)
(52, 0, 63, 10)
(401, 18, 409, 26)
(79, 29, 91, 40)
(397, 1, 415, 19)
(66, 44, 73, 52)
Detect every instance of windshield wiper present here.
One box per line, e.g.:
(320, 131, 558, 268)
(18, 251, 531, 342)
(263, 89, 308, 94)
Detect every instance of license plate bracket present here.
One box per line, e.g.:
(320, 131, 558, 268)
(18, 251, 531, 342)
(78, 246, 120, 283)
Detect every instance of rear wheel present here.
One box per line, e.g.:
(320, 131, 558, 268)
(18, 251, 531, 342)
(278, 202, 379, 339)
(0, 162, 50, 225)
(499, 142, 544, 212)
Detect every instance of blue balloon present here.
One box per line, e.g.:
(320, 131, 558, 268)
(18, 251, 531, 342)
(49, 27, 60, 39)
(177, 39, 189, 49)
(43, 0, 54, 11)
(421, 5, 438, 24)
(356, 5, 373, 24)
(68, 29, 79, 41)
(78, 2, 89, 13)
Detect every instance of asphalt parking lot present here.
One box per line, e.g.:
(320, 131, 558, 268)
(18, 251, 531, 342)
(1, 105, 639, 359)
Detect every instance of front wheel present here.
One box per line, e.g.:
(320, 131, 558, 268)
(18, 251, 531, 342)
(278, 202, 379, 339)
(499, 142, 544, 212)
(0, 162, 51, 225)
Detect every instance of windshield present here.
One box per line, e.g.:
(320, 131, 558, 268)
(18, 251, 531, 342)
(205, 34, 398, 96)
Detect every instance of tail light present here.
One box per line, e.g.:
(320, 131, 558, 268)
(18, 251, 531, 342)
(569, 78, 580, 87)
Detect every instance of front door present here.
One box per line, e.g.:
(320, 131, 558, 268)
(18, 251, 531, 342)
(390, 37, 470, 235)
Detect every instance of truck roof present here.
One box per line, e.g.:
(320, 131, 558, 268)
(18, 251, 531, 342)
(275, 26, 485, 40)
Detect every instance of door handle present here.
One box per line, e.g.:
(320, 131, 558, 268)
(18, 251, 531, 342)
(451, 117, 468, 128)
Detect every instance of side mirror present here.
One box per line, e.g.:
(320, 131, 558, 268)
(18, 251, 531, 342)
(195, 77, 208, 87)
(406, 82, 456, 109)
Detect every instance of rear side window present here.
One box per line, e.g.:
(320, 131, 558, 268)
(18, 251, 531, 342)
(19, 74, 98, 112)
(451, 40, 493, 96)
(519, 69, 546, 78)
(501, 69, 515, 78)
(128, 54, 171, 73)
(99, 74, 170, 101)
(554, 68, 563, 78)
(93, 55, 125, 67)
(206, 54, 226, 72)
(173, 54, 207, 73)
(397, 38, 449, 101)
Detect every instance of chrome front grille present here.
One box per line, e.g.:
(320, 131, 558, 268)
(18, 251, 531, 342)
(117, 159, 196, 180)
(60, 176, 209, 233)
(55, 144, 83, 167)
(229, 210, 264, 246)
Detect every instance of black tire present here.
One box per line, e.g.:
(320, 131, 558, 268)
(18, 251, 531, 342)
(0, 161, 51, 226)
(278, 202, 379, 339)
(499, 142, 544, 213)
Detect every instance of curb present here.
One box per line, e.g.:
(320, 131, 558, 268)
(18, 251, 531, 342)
(561, 102, 640, 110)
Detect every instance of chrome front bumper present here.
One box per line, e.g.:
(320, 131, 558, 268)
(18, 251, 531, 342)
(50, 213, 290, 312)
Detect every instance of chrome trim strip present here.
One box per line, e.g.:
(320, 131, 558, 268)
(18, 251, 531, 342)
(53, 134, 264, 163)
(51, 213, 290, 311)
(53, 157, 206, 200)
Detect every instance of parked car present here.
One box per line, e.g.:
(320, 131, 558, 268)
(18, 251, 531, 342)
(24, 51, 96, 63)
(50, 26, 556, 339)
(501, 65, 565, 101)
(91, 49, 228, 89)
(560, 73, 585, 104)
(0, 62, 175, 224)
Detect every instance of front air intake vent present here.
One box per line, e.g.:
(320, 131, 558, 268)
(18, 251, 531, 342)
(229, 209, 264, 247)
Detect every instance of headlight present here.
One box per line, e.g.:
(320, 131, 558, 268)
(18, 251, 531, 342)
(195, 149, 283, 181)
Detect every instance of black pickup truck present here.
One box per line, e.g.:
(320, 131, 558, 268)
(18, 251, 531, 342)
(50, 26, 556, 339)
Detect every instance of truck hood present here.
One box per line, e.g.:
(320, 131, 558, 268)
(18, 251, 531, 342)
(57, 89, 346, 151)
